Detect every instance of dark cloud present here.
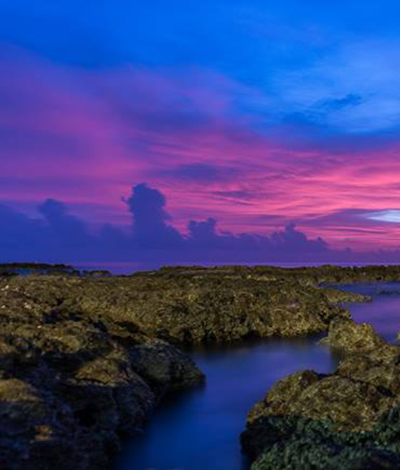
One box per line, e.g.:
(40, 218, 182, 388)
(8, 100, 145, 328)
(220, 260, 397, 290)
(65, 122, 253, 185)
(0, 204, 44, 257)
(1, 183, 400, 270)
(188, 218, 218, 247)
(38, 198, 93, 250)
(125, 183, 183, 249)
(280, 94, 364, 135)
(270, 223, 328, 254)
(320, 94, 363, 111)
(187, 217, 261, 252)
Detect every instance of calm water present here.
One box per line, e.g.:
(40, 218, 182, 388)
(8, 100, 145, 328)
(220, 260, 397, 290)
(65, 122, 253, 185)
(338, 282, 400, 342)
(116, 283, 400, 470)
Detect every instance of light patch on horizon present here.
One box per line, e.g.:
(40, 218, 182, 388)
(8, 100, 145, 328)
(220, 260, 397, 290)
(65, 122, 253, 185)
(364, 210, 400, 223)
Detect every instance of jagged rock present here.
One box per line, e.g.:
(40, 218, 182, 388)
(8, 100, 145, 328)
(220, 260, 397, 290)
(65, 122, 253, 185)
(242, 332, 400, 469)
(319, 317, 385, 353)
(129, 340, 205, 393)
(319, 286, 371, 304)
(0, 274, 351, 346)
(158, 264, 400, 285)
(0, 275, 204, 470)
(250, 435, 400, 470)
(1, 265, 398, 470)
(77, 276, 349, 344)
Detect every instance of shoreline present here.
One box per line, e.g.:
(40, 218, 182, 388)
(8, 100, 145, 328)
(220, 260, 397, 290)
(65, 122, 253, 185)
(1, 264, 400, 469)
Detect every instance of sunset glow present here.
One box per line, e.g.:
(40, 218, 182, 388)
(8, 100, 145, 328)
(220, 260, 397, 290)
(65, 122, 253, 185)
(3, 1, 400, 263)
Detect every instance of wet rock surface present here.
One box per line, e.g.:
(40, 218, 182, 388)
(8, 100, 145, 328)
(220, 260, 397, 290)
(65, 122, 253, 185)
(0, 274, 204, 470)
(0, 271, 351, 346)
(319, 317, 386, 353)
(0, 264, 398, 469)
(241, 318, 400, 470)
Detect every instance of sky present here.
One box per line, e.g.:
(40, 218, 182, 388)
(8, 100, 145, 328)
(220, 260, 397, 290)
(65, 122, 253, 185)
(2, 1, 400, 268)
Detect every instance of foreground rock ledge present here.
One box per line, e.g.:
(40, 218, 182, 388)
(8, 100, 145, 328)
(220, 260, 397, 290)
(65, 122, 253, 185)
(0, 265, 389, 469)
(241, 320, 400, 470)
(0, 275, 205, 470)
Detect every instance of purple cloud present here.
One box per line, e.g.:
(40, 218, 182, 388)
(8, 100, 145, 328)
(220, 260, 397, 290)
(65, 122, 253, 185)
(1, 182, 400, 270)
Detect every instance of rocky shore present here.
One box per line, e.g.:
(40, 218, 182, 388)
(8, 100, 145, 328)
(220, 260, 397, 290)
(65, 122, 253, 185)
(0, 263, 398, 469)
(0, 274, 204, 469)
(241, 312, 400, 469)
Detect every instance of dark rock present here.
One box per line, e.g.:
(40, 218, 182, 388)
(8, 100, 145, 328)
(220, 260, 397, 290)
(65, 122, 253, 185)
(319, 286, 371, 304)
(2, 265, 400, 469)
(0, 275, 204, 470)
(242, 325, 400, 469)
(0, 263, 79, 277)
(158, 264, 400, 285)
(319, 317, 386, 353)
(250, 434, 400, 470)
(129, 340, 205, 393)
(82, 270, 111, 277)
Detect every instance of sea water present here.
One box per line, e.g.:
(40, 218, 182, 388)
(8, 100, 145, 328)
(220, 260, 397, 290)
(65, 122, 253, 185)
(116, 282, 400, 470)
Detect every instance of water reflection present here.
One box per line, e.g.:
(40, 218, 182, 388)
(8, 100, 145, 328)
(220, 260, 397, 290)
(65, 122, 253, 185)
(116, 337, 336, 470)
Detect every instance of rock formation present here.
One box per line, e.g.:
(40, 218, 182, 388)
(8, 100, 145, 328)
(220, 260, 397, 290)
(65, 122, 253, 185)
(242, 319, 400, 469)
(0, 264, 395, 469)
(0, 275, 203, 469)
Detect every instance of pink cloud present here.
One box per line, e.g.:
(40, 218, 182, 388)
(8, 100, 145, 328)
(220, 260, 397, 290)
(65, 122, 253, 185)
(2, 44, 400, 252)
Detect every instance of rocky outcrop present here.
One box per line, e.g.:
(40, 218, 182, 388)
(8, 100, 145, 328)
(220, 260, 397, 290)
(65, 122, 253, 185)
(318, 286, 371, 304)
(241, 321, 400, 469)
(0, 262, 79, 276)
(0, 274, 351, 346)
(0, 271, 350, 469)
(158, 264, 400, 285)
(72, 275, 350, 344)
(319, 317, 386, 353)
(124, 278, 348, 343)
(82, 270, 112, 277)
(0, 275, 203, 470)
(0, 265, 396, 469)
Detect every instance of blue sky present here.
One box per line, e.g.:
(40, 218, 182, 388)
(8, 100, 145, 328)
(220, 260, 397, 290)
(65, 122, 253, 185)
(3, 0, 400, 133)
(2, 1, 400, 265)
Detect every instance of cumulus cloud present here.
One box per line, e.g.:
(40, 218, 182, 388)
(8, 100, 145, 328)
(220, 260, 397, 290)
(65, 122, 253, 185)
(125, 183, 183, 249)
(39, 199, 93, 248)
(270, 223, 328, 254)
(0, 183, 365, 269)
